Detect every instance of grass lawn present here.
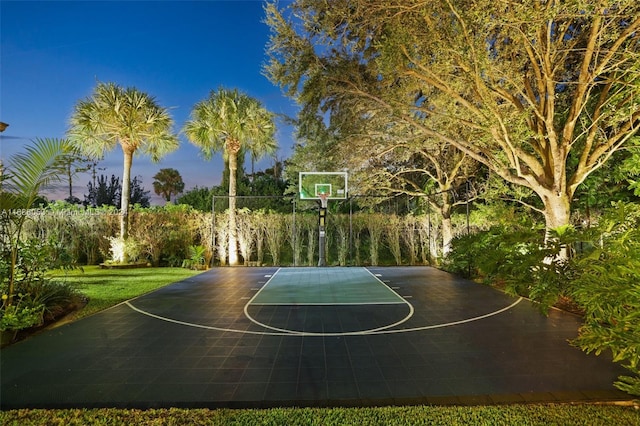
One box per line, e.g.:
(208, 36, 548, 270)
(52, 265, 201, 321)
(1, 404, 639, 425)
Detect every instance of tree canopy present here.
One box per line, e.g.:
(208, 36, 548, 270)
(153, 168, 185, 203)
(265, 0, 640, 232)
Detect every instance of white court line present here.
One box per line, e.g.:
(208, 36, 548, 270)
(242, 267, 414, 336)
(372, 297, 524, 334)
(127, 297, 523, 337)
(125, 301, 289, 336)
(124, 268, 525, 337)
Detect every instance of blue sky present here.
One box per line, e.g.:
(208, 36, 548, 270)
(1, 0, 297, 203)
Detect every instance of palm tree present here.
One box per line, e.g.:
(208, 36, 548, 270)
(67, 82, 178, 262)
(1, 138, 70, 307)
(152, 167, 185, 203)
(183, 88, 277, 266)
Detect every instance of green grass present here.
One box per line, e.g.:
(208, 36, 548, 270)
(1, 404, 639, 425)
(52, 266, 201, 321)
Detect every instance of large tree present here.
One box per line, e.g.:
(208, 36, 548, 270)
(67, 82, 178, 261)
(55, 144, 91, 204)
(265, 0, 640, 236)
(266, 5, 482, 255)
(183, 88, 277, 266)
(152, 167, 185, 203)
(84, 174, 121, 207)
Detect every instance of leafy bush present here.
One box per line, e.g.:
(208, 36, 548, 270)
(446, 202, 640, 396)
(444, 226, 542, 280)
(19, 278, 82, 321)
(1, 236, 81, 344)
(182, 245, 207, 270)
(106, 236, 142, 264)
(0, 296, 43, 333)
(569, 202, 640, 396)
(130, 204, 197, 266)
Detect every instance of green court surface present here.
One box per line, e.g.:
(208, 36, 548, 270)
(249, 267, 405, 305)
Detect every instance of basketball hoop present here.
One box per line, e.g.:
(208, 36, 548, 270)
(318, 193, 329, 209)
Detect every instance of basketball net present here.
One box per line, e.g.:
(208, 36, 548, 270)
(319, 193, 329, 209)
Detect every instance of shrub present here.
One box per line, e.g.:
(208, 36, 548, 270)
(447, 202, 640, 396)
(263, 213, 285, 265)
(1, 235, 81, 344)
(130, 205, 197, 266)
(569, 202, 640, 396)
(106, 236, 142, 264)
(182, 245, 207, 270)
(0, 296, 44, 337)
(19, 278, 82, 321)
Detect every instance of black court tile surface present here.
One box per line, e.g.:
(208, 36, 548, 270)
(0, 266, 630, 409)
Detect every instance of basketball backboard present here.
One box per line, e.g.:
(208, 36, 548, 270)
(299, 172, 348, 200)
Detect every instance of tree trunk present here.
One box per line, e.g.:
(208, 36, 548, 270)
(441, 215, 453, 257)
(438, 193, 454, 258)
(120, 150, 133, 263)
(540, 190, 572, 260)
(67, 164, 73, 199)
(542, 191, 572, 237)
(227, 148, 239, 266)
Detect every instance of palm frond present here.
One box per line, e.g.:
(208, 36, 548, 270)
(2, 137, 69, 209)
(183, 87, 278, 162)
(67, 81, 179, 160)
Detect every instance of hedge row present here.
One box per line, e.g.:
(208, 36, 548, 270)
(19, 204, 452, 267)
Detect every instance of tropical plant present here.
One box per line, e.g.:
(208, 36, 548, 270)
(152, 168, 185, 203)
(183, 87, 277, 265)
(366, 213, 386, 266)
(332, 214, 350, 266)
(298, 213, 317, 266)
(67, 81, 179, 262)
(569, 202, 640, 396)
(214, 212, 230, 266)
(236, 208, 256, 265)
(192, 211, 214, 267)
(252, 211, 268, 266)
(386, 214, 402, 265)
(1, 138, 70, 307)
(0, 296, 43, 344)
(286, 212, 304, 266)
(182, 245, 207, 270)
(106, 236, 141, 264)
(402, 215, 419, 266)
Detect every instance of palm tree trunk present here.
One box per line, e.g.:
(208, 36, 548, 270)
(228, 149, 239, 266)
(67, 164, 73, 199)
(120, 150, 133, 263)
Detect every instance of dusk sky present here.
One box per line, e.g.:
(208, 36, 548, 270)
(0, 0, 298, 203)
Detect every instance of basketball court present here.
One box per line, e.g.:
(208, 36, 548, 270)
(0, 266, 629, 409)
